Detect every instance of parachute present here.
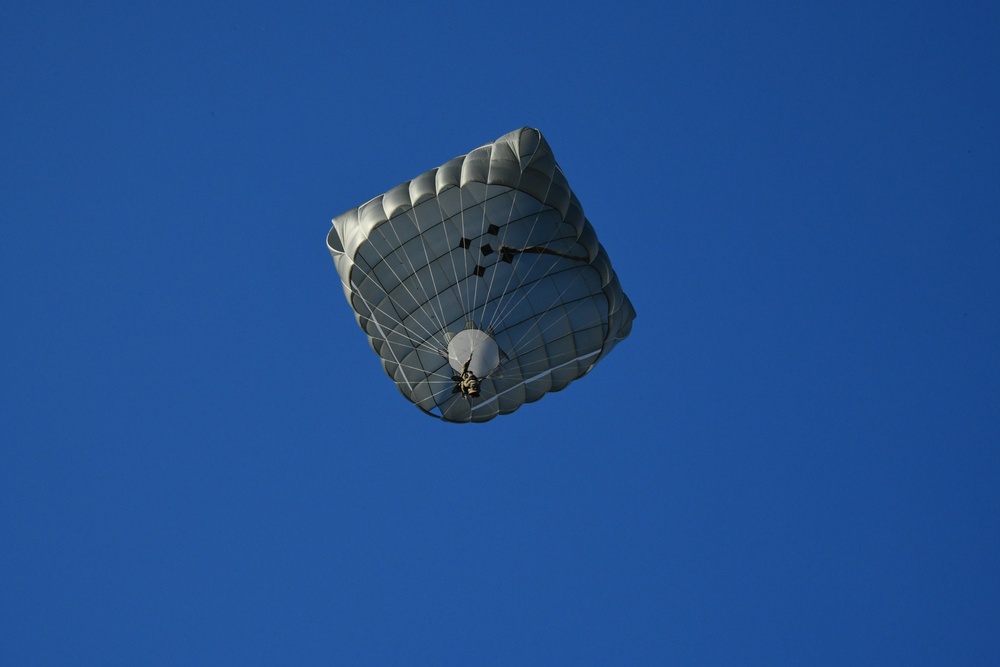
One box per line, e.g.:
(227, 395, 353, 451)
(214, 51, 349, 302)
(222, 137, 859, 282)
(327, 128, 635, 423)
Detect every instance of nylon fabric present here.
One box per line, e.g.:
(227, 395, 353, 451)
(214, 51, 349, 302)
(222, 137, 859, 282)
(327, 128, 635, 422)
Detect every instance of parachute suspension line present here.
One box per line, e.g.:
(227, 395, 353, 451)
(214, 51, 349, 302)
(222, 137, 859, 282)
(365, 223, 449, 350)
(428, 384, 456, 407)
(478, 140, 540, 332)
(457, 182, 473, 321)
(481, 216, 590, 335)
(490, 292, 592, 386)
(400, 213, 455, 350)
(492, 255, 590, 337)
(470, 151, 495, 324)
(386, 358, 456, 382)
(477, 190, 514, 330)
(484, 202, 587, 338)
(349, 281, 445, 357)
(451, 187, 514, 341)
(366, 310, 413, 392)
(352, 274, 443, 356)
(484, 190, 552, 336)
(469, 349, 601, 414)
(510, 292, 592, 354)
(374, 214, 447, 352)
(482, 155, 553, 336)
(501, 281, 596, 374)
(406, 200, 452, 344)
(437, 191, 469, 340)
(349, 240, 447, 354)
(363, 303, 442, 356)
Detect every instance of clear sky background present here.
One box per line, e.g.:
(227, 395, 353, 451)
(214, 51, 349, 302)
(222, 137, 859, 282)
(2, 2, 999, 664)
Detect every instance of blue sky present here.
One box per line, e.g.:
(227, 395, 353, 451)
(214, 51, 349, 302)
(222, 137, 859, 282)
(2, 1, 999, 664)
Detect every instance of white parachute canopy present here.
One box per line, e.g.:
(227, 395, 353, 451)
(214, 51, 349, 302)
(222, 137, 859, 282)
(327, 127, 636, 423)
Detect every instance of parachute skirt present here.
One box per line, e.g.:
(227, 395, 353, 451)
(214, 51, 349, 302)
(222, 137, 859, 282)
(327, 128, 635, 423)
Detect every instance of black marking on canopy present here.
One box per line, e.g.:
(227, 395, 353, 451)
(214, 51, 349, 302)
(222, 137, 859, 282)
(480, 243, 493, 256)
(458, 237, 472, 249)
(487, 223, 500, 236)
(473, 265, 486, 277)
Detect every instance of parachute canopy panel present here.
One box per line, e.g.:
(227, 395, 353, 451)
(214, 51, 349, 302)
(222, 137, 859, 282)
(327, 127, 635, 423)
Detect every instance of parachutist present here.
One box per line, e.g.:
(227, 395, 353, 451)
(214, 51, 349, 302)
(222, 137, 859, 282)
(452, 355, 482, 399)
